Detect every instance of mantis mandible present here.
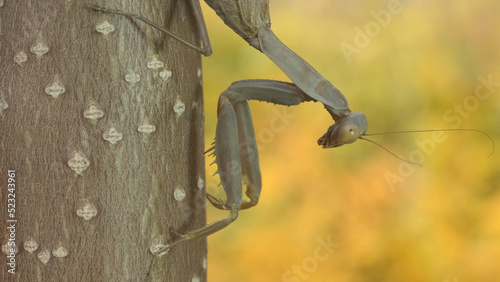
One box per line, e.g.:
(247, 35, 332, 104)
(89, 0, 493, 264)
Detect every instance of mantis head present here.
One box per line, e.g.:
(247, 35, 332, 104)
(318, 112, 368, 148)
(318, 111, 494, 164)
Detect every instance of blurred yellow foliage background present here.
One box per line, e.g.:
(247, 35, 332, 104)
(199, 0, 500, 281)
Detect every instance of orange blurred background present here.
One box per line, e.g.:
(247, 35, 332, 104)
(200, 1, 500, 281)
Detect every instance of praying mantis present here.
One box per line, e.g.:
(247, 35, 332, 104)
(89, 0, 494, 271)
(91, 0, 368, 253)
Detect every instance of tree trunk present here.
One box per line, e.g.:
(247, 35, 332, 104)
(0, 0, 207, 281)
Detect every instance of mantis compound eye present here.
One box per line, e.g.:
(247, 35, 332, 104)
(317, 112, 367, 148)
(336, 124, 360, 145)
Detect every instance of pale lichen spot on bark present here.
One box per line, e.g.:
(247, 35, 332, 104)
(30, 38, 49, 58)
(37, 249, 51, 264)
(202, 256, 208, 270)
(52, 244, 68, 258)
(76, 200, 98, 221)
(159, 69, 172, 81)
(68, 152, 90, 175)
(138, 121, 156, 134)
(191, 275, 201, 282)
(45, 75, 66, 98)
(174, 99, 185, 116)
(197, 68, 202, 78)
(0, 0, 4, 8)
(13, 51, 28, 65)
(174, 187, 186, 202)
(147, 55, 164, 70)
(0, 98, 8, 111)
(197, 177, 204, 190)
(95, 20, 116, 35)
(192, 100, 201, 112)
(124, 70, 140, 85)
(103, 126, 123, 144)
(84, 103, 105, 121)
(24, 238, 39, 253)
(2, 241, 18, 255)
(149, 237, 168, 255)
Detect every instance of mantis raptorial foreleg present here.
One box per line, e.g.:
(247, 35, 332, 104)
(90, 0, 368, 257)
(152, 80, 312, 254)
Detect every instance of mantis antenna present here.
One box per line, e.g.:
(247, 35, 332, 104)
(360, 128, 496, 164)
(359, 136, 423, 166)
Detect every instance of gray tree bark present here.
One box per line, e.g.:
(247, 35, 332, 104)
(0, 0, 207, 281)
